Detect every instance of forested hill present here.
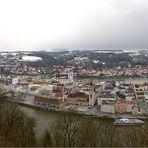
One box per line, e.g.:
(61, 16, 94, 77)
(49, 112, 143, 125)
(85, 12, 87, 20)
(23, 50, 148, 68)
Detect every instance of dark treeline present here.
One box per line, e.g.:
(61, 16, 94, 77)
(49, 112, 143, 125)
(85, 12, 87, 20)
(0, 102, 148, 147)
(0, 101, 36, 147)
(45, 113, 148, 147)
(24, 51, 148, 69)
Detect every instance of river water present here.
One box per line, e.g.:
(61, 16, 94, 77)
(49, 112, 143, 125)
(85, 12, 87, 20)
(76, 76, 148, 84)
(20, 105, 148, 142)
(20, 105, 60, 139)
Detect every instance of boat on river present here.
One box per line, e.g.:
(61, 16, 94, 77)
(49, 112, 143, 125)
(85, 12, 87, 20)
(114, 118, 144, 125)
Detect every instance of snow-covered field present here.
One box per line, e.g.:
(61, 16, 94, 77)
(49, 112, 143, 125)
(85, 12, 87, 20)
(22, 56, 42, 61)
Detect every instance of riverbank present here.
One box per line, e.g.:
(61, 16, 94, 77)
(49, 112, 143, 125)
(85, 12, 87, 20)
(5, 98, 148, 120)
(75, 75, 146, 80)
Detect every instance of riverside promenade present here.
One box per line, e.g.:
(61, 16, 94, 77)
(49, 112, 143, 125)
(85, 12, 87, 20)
(5, 97, 148, 120)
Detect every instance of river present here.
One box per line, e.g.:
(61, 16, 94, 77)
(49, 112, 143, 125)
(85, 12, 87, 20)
(76, 76, 148, 84)
(19, 104, 148, 142)
(20, 105, 60, 139)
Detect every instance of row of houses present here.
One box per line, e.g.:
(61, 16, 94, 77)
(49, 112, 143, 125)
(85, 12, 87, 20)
(99, 82, 148, 115)
(1, 74, 148, 114)
(3, 77, 105, 107)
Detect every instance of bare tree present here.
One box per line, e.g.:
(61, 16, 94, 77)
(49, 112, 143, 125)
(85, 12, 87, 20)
(93, 119, 120, 147)
(42, 130, 53, 147)
(52, 112, 82, 147)
(124, 123, 148, 147)
(0, 102, 37, 147)
(78, 119, 98, 147)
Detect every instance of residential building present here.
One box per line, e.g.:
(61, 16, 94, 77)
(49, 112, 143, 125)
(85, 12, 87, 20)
(66, 92, 89, 106)
(101, 99, 115, 114)
(34, 94, 63, 107)
(56, 68, 73, 84)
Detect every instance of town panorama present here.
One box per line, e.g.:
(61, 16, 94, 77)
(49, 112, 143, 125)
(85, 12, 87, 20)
(0, 49, 148, 147)
(0, 49, 148, 115)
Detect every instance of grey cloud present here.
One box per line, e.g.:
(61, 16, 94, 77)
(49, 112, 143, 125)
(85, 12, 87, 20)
(1, 0, 148, 51)
(47, 0, 148, 50)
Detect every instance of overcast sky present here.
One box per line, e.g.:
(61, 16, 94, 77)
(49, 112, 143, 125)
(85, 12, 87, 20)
(0, 0, 148, 51)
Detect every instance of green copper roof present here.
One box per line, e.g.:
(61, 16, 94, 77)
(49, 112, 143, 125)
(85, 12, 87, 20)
(139, 102, 148, 109)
